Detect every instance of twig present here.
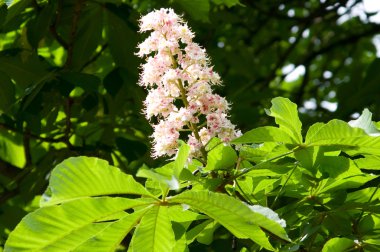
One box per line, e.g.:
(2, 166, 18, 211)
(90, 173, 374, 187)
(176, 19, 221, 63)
(235, 147, 299, 179)
(80, 43, 109, 71)
(23, 128, 32, 166)
(64, 0, 85, 68)
(270, 162, 298, 209)
(49, 0, 68, 49)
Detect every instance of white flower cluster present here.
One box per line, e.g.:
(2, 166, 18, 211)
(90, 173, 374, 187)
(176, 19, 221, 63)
(137, 8, 241, 158)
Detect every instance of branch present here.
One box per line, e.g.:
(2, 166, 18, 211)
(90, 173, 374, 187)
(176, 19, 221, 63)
(0, 122, 66, 144)
(264, 24, 310, 86)
(64, 98, 74, 149)
(49, 0, 69, 49)
(23, 128, 32, 166)
(79, 43, 108, 71)
(64, 0, 85, 68)
(0, 159, 22, 179)
(303, 24, 380, 64)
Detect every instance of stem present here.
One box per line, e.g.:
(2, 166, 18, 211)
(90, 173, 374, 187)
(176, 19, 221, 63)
(162, 187, 170, 202)
(177, 79, 208, 162)
(355, 183, 380, 225)
(270, 162, 298, 208)
(235, 147, 298, 179)
(168, 51, 208, 162)
(64, 0, 85, 68)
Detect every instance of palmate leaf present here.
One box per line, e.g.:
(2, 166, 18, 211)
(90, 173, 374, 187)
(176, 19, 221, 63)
(130, 205, 176, 252)
(41, 157, 154, 206)
(305, 120, 380, 155)
(169, 190, 290, 251)
(4, 197, 154, 252)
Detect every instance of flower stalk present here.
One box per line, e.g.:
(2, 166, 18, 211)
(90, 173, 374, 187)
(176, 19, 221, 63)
(136, 8, 241, 159)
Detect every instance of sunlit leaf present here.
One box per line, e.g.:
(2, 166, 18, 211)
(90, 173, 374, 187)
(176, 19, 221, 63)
(4, 197, 153, 251)
(232, 126, 295, 144)
(0, 129, 25, 168)
(354, 156, 380, 170)
(321, 237, 356, 252)
(74, 208, 151, 252)
(205, 143, 237, 171)
(174, 142, 190, 178)
(305, 120, 380, 155)
(266, 97, 302, 143)
(169, 190, 290, 250)
(130, 205, 175, 252)
(41, 156, 154, 206)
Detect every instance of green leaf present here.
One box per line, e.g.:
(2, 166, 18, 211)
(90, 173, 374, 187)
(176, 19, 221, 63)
(0, 129, 25, 168)
(346, 187, 380, 203)
(71, 6, 103, 70)
(167, 205, 208, 223)
(0, 53, 49, 89)
(205, 143, 237, 171)
(232, 126, 294, 144)
(169, 190, 290, 250)
(137, 165, 179, 191)
(130, 205, 175, 252)
(185, 219, 214, 244)
(267, 97, 302, 143)
(174, 142, 190, 178)
(0, 71, 15, 113)
(4, 197, 153, 251)
(26, 3, 55, 48)
(176, 0, 210, 22)
(195, 220, 219, 245)
(305, 119, 380, 155)
(294, 146, 322, 171)
(4, 0, 31, 26)
(59, 72, 101, 92)
(106, 6, 138, 69)
(0, 4, 7, 25)
(74, 208, 150, 252)
(315, 157, 374, 194)
(41, 156, 154, 206)
(321, 237, 356, 252)
(354, 156, 380, 170)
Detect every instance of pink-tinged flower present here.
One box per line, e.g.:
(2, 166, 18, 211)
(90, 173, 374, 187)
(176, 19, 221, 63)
(137, 8, 240, 158)
(152, 121, 180, 157)
(144, 88, 176, 118)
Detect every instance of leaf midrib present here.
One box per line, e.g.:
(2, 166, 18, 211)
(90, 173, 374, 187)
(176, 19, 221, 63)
(35, 201, 153, 251)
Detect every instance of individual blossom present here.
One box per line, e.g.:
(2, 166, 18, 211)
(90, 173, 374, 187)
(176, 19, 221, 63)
(137, 8, 241, 158)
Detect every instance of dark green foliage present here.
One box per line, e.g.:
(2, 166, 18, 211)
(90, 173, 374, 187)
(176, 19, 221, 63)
(0, 0, 380, 251)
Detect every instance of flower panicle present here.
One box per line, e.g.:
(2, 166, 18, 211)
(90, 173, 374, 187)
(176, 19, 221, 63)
(137, 8, 241, 158)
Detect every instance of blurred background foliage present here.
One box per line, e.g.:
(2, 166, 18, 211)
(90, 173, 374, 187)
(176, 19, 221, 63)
(0, 0, 380, 248)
